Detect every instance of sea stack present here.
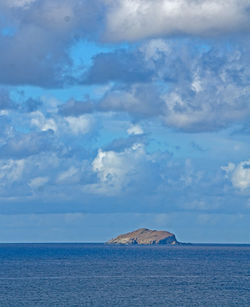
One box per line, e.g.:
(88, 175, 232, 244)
(107, 228, 180, 245)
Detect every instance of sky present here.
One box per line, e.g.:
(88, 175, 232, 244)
(0, 0, 250, 243)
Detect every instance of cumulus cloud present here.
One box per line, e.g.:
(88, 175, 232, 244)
(0, 159, 25, 184)
(72, 39, 250, 132)
(104, 0, 250, 41)
(29, 176, 49, 189)
(0, 131, 56, 159)
(127, 124, 143, 135)
(0, 0, 104, 87)
(104, 134, 146, 153)
(81, 40, 173, 85)
(82, 49, 154, 84)
(65, 115, 93, 135)
(0, 0, 250, 89)
(160, 44, 250, 131)
(87, 143, 152, 195)
(28, 109, 95, 138)
(56, 166, 78, 183)
(222, 160, 250, 190)
(221, 163, 236, 177)
(1, 0, 250, 220)
(0, 127, 247, 214)
(100, 83, 165, 118)
(31, 111, 57, 132)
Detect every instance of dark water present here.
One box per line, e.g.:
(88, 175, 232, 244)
(0, 244, 249, 306)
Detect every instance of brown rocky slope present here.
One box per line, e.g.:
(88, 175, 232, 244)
(106, 228, 180, 245)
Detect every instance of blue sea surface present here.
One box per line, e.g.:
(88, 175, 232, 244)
(0, 244, 249, 306)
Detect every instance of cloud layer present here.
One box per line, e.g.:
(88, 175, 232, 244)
(0, 0, 249, 242)
(104, 0, 250, 41)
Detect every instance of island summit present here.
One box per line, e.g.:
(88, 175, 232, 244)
(106, 228, 180, 245)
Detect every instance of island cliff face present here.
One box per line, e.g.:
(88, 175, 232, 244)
(107, 228, 179, 245)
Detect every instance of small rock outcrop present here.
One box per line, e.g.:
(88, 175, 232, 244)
(106, 228, 180, 245)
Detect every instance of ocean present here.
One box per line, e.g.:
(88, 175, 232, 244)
(0, 244, 249, 306)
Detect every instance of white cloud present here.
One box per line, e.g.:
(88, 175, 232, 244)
(65, 115, 92, 135)
(162, 92, 210, 130)
(30, 111, 93, 136)
(101, 83, 163, 118)
(57, 166, 78, 183)
(231, 162, 250, 190)
(140, 39, 170, 62)
(88, 143, 147, 195)
(5, 0, 36, 8)
(29, 176, 49, 189)
(91, 40, 250, 132)
(31, 111, 57, 132)
(0, 0, 101, 87)
(221, 163, 235, 177)
(105, 0, 250, 41)
(127, 124, 143, 135)
(191, 74, 203, 93)
(0, 110, 9, 116)
(0, 159, 24, 184)
(222, 160, 250, 190)
(159, 46, 250, 132)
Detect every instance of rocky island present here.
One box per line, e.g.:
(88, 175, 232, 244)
(106, 228, 180, 245)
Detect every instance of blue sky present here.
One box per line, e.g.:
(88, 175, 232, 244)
(0, 0, 250, 243)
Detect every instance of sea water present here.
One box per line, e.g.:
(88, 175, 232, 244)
(0, 244, 249, 306)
